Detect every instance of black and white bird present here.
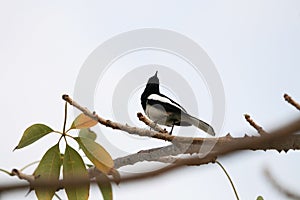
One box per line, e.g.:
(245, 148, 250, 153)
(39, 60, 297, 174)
(141, 71, 215, 136)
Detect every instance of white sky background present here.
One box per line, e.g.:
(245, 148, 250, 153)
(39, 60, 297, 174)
(1, 1, 300, 199)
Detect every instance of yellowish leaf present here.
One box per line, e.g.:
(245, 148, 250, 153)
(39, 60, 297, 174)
(76, 137, 114, 174)
(70, 113, 97, 129)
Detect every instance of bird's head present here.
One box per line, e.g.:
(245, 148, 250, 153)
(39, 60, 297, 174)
(147, 71, 159, 85)
(141, 71, 160, 100)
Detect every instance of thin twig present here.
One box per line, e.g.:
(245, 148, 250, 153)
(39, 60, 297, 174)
(244, 114, 268, 135)
(137, 112, 168, 133)
(62, 94, 176, 143)
(284, 93, 300, 111)
(11, 169, 35, 183)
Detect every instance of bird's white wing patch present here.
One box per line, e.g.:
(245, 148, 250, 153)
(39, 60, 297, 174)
(147, 94, 185, 111)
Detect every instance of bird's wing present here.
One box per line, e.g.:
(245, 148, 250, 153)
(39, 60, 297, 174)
(147, 94, 187, 113)
(159, 93, 187, 113)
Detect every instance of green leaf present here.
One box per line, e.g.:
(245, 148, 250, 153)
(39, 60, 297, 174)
(63, 144, 89, 200)
(95, 172, 113, 200)
(33, 144, 62, 200)
(15, 124, 53, 150)
(78, 128, 97, 141)
(75, 137, 114, 174)
(70, 113, 98, 130)
(256, 196, 264, 200)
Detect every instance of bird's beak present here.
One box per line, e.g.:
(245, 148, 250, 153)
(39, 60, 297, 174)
(155, 71, 158, 77)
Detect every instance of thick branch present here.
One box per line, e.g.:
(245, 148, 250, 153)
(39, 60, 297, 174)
(113, 133, 300, 170)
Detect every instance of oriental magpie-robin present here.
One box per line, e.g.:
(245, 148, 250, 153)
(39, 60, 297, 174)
(141, 71, 215, 136)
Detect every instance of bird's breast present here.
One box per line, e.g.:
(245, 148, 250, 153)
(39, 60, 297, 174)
(145, 104, 178, 126)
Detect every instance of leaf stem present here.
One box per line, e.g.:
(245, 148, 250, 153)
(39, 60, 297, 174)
(63, 135, 68, 144)
(65, 128, 71, 133)
(0, 168, 12, 176)
(53, 131, 63, 134)
(65, 134, 74, 139)
(54, 193, 63, 200)
(215, 160, 240, 200)
(58, 135, 63, 144)
(63, 102, 68, 135)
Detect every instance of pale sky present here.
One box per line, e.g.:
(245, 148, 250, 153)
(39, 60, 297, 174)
(1, 1, 300, 199)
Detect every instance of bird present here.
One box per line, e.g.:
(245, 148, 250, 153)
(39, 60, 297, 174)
(140, 71, 215, 136)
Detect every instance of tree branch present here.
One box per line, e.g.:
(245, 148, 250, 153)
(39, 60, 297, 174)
(61, 94, 300, 162)
(137, 112, 168, 133)
(62, 94, 176, 142)
(244, 114, 268, 135)
(1, 94, 300, 194)
(62, 94, 300, 150)
(1, 117, 300, 193)
(284, 93, 300, 111)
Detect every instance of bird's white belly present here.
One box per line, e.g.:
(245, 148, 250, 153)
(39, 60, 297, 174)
(145, 104, 171, 126)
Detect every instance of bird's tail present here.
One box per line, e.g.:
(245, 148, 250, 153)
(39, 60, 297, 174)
(181, 113, 215, 136)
